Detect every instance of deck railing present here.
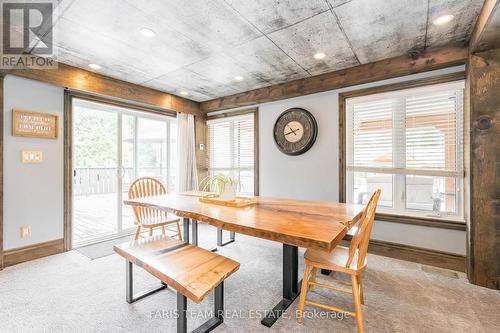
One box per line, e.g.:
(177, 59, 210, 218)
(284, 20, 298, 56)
(73, 167, 165, 196)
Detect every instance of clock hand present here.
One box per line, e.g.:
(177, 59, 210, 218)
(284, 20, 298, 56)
(285, 128, 301, 136)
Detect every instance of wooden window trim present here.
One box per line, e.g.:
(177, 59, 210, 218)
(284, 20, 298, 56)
(206, 108, 259, 195)
(206, 108, 258, 121)
(339, 71, 467, 231)
(66, 90, 177, 118)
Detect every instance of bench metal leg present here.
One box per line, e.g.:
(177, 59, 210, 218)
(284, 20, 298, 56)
(126, 261, 167, 303)
(177, 282, 224, 333)
(216, 228, 235, 247)
(177, 292, 187, 333)
(214, 281, 224, 320)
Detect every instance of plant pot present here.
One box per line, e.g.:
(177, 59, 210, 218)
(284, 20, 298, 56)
(219, 183, 237, 201)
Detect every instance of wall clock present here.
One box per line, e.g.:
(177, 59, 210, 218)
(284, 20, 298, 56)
(273, 108, 318, 156)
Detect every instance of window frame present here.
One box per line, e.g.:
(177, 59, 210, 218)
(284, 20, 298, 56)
(206, 108, 259, 196)
(339, 72, 467, 231)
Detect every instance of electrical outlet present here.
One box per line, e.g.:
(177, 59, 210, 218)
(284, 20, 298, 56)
(22, 150, 43, 163)
(20, 225, 32, 238)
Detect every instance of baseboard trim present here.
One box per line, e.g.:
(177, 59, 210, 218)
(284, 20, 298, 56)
(343, 235, 465, 272)
(368, 239, 465, 272)
(3, 239, 64, 268)
(1, 237, 465, 272)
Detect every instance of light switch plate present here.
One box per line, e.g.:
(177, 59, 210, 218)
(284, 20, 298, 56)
(22, 150, 43, 163)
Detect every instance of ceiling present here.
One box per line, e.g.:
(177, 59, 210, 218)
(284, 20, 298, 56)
(34, 0, 483, 102)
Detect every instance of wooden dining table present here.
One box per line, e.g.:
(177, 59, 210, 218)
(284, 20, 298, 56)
(123, 192, 364, 327)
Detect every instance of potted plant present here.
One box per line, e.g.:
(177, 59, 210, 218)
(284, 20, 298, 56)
(199, 174, 239, 201)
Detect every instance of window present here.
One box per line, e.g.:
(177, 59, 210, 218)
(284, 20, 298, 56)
(207, 111, 256, 195)
(345, 81, 464, 220)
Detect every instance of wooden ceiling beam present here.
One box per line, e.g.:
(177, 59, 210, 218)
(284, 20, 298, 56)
(200, 46, 468, 113)
(469, 0, 500, 53)
(1, 62, 201, 116)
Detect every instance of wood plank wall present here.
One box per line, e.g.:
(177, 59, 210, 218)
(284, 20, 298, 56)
(0, 61, 200, 116)
(467, 49, 500, 289)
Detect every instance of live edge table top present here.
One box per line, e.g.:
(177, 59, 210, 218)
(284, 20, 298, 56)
(124, 193, 365, 252)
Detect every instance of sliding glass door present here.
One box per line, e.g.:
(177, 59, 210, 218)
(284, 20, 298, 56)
(72, 98, 176, 246)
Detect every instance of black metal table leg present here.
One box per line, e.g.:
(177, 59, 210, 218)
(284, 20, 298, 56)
(183, 218, 190, 243)
(192, 220, 198, 246)
(217, 228, 236, 247)
(261, 244, 299, 327)
(125, 260, 167, 303)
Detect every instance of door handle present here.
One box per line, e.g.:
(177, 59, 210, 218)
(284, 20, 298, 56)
(120, 167, 126, 178)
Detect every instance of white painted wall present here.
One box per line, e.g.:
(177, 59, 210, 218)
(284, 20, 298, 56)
(3, 75, 64, 250)
(212, 66, 467, 255)
(2, 68, 467, 255)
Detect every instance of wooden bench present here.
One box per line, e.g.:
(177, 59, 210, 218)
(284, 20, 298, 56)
(114, 235, 240, 333)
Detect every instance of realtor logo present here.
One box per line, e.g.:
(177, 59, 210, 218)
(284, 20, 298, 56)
(1, 0, 57, 69)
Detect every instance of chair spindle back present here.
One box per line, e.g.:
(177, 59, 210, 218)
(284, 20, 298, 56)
(128, 177, 167, 226)
(346, 189, 381, 269)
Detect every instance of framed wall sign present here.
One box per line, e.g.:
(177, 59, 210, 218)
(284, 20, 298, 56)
(12, 109, 59, 139)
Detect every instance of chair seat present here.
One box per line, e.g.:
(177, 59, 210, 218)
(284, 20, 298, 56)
(304, 245, 366, 273)
(140, 217, 180, 228)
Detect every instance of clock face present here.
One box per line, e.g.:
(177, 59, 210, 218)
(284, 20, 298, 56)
(273, 108, 318, 156)
(283, 121, 304, 143)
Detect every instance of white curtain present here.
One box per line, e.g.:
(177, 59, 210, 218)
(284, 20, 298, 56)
(176, 113, 198, 192)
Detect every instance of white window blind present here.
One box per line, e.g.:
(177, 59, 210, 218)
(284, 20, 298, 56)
(208, 113, 255, 195)
(346, 81, 465, 219)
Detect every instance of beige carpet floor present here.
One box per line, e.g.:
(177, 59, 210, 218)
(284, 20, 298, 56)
(1, 224, 499, 333)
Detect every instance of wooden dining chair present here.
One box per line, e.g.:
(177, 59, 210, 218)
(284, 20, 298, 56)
(297, 189, 381, 333)
(128, 177, 182, 241)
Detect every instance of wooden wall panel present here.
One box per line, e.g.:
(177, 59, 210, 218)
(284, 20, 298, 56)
(469, 0, 500, 52)
(0, 62, 200, 116)
(468, 49, 500, 289)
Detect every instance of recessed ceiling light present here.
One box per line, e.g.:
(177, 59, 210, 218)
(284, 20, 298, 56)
(313, 52, 326, 60)
(180, 91, 189, 96)
(139, 27, 156, 38)
(234, 75, 244, 81)
(433, 14, 454, 25)
(88, 63, 101, 70)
